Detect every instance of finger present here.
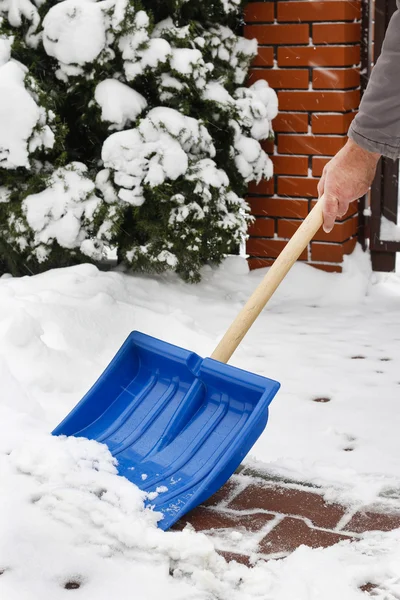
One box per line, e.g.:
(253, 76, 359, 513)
(336, 201, 349, 219)
(322, 194, 339, 233)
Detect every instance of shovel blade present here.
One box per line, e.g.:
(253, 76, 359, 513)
(53, 331, 280, 530)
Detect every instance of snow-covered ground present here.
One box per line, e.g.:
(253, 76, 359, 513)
(1, 248, 400, 599)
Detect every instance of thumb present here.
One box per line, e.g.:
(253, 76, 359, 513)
(322, 193, 339, 233)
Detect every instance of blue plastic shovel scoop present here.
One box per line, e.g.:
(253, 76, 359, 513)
(53, 201, 324, 529)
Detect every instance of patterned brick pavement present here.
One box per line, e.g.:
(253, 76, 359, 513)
(173, 466, 400, 568)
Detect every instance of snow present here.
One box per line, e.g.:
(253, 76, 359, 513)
(119, 16, 172, 82)
(232, 122, 273, 183)
(0, 187, 10, 203)
(101, 107, 216, 205)
(1, 248, 400, 598)
(0, 35, 12, 66)
(381, 215, 400, 242)
(2, 1, 399, 595)
(0, 0, 42, 46)
(94, 79, 147, 130)
(201, 25, 257, 85)
(169, 47, 213, 88)
(0, 0, 42, 27)
(42, 1, 107, 66)
(203, 81, 235, 105)
(0, 61, 55, 169)
(22, 163, 102, 258)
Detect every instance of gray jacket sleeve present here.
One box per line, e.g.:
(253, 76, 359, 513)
(348, 0, 400, 158)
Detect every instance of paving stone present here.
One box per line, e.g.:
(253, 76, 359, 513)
(173, 506, 275, 532)
(359, 583, 379, 593)
(217, 551, 252, 566)
(228, 484, 346, 529)
(259, 517, 353, 555)
(345, 510, 400, 533)
(203, 479, 240, 508)
(239, 467, 320, 489)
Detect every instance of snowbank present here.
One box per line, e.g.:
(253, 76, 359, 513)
(1, 250, 400, 598)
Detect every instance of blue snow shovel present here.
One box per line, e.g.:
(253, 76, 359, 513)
(53, 200, 324, 529)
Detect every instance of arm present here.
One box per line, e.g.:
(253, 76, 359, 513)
(319, 1, 400, 232)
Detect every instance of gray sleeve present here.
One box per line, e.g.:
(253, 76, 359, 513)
(348, 0, 400, 159)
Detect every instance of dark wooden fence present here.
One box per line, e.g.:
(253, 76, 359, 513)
(361, 0, 400, 270)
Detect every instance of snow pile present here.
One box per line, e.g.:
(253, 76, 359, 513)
(94, 79, 147, 130)
(235, 80, 279, 141)
(42, 0, 108, 66)
(42, 0, 133, 80)
(200, 79, 277, 183)
(101, 107, 215, 205)
(0, 254, 400, 598)
(380, 215, 400, 242)
(0, 61, 55, 168)
(20, 163, 102, 261)
(0, 0, 42, 46)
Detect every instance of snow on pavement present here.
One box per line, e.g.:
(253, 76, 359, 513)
(1, 247, 400, 598)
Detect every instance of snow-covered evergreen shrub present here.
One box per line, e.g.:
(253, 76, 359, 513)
(0, 0, 278, 281)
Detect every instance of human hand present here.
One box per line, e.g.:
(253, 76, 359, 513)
(317, 138, 380, 233)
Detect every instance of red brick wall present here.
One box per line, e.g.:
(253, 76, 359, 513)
(244, 0, 361, 272)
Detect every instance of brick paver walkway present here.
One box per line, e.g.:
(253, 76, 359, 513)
(173, 466, 400, 568)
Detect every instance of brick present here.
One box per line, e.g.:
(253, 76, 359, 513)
(342, 203, 359, 219)
(314, 216, 358, 242)
(312, 69, 360, 90)
(247, 238, 308, 260)
(278, 216, 358, 242)
(278, 46, 360, 67)
(248, 179, 275, 195)
(248, 69, 309, 89)
(313, 23, 361, 44)
(343, 236, 357, 255)
(278, 177, 319, 198)
(272, 113, 309, 133)
(278, 90, 360, 111)
(311, 242, 344, 262)
(228, 484, 346, 529)
(278, 219, 304, 239)
(317, 213, 357, 237)
(278, 135, 347, 156)
(218, 551, 252, 567)
(248, 257, 275, 270)
(312, 112, 356, 134)
(244, 2, 274, 23)
(345, 510, 400, 533)
(244, 24, 309, 45)
(310, 263, 342, 273)
(312, 156, 331, 176)
(174, 506, 275, 533)
(203, 479, 239, 508)
(248, 197, 309, 218)
(272, 155, 309, 175)
(248, 217, 275, 237)
(259, 517, 353, 555)
(277, 1, 361, 22)
(252, 47, 274, 67)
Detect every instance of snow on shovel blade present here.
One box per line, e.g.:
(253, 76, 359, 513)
(52, 331, 280, 530)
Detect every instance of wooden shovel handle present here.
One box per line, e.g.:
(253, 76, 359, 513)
(211, 197, 325, 364)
